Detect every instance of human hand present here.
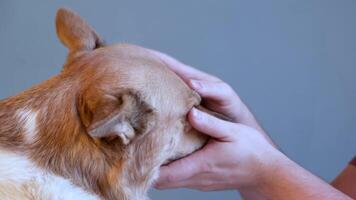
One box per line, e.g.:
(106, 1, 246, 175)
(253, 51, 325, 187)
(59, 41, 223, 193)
(149, 49, 276, 194)
(155, 107, 280, 191)
(149, 49, 272, 141)
(149, 49, 247, 123)
(150, 50, 352, 200)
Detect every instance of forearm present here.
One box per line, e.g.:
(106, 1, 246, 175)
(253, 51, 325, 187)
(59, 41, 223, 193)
(256, 151, 352, 200)
(331, 157, 356, 199)
(238, 105, 276, 200)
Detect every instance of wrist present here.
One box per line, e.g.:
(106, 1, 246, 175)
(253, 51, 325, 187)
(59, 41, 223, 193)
(253, 149, 289, 193)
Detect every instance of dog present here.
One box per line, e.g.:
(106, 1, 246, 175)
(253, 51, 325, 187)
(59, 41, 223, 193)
(0, 8, 208, 200)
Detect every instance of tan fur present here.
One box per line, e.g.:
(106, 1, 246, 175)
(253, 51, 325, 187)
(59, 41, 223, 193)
(0, 8, 207, 200)
(0, 181, 39, 200)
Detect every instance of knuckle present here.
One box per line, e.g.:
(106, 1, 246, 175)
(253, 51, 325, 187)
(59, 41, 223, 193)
(218, 81, 229, 89)
(225, 86, 235, 97)
(227, 123, 241, 137)
(219, 82, 235, 96)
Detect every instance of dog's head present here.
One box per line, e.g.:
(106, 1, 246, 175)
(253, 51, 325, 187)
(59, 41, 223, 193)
(55, 8, 207, 176)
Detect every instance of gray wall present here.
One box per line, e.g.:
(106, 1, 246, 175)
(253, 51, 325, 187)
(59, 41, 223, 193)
(0, 1, 355, 199)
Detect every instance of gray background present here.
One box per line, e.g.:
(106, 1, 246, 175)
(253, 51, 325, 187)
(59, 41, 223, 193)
(0, 1, 355, 199)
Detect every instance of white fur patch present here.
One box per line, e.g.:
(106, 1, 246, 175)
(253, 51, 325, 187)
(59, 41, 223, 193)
(16, 109, 38, 142)
(0, 150, 99, 200)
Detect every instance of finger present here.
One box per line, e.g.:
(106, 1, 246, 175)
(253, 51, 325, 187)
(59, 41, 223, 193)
(147, 49, 220, 82)
(189, 79, 237, 103)
(188, 108, 234, 141)
(155, 150, 207, 189)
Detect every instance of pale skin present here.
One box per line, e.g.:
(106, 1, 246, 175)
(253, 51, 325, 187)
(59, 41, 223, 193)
(148, 49, 355, 200)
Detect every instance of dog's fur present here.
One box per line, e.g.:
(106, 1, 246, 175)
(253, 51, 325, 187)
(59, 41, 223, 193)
(0, 8, 207, 200)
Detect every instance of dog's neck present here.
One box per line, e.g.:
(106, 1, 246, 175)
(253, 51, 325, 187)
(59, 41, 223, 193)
(0, 75, 158, 200)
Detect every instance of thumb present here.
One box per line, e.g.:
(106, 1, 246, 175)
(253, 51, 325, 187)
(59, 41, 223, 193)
(189, 108, 234, 141)
(155, 149, 206, 189)
(189, 79, 236, 103)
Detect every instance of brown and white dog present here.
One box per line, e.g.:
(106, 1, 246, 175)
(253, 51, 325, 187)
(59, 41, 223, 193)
(0, 8, 208, 200)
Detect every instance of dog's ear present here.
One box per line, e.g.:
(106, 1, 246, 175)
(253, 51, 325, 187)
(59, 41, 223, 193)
(55, 8, 104, 54)
(78, 88, 157, 145)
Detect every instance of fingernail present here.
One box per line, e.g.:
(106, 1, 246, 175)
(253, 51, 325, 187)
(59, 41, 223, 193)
(190, 80, 202, 90)
(191, 108, 202, 121)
